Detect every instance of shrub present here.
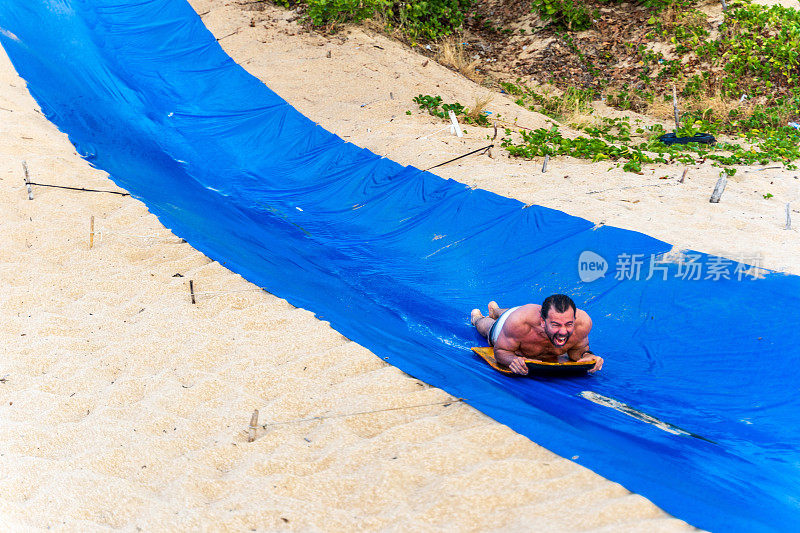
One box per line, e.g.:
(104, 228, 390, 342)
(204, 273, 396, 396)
(531, 0, 594, 31)
(393, 0, 474, 43)
(305, 0, 390, 27)
(279, 0, 473, 41)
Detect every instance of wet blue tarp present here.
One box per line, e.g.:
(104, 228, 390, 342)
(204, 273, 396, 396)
(2, 1, 799, 530)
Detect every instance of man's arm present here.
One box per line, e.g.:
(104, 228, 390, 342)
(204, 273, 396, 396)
(493, 317, 530, 375)
(567, 343, 603, 373)
(567, 313, 603, 372)
(566, 340, 592, 361)
(494, 347, 528, 375)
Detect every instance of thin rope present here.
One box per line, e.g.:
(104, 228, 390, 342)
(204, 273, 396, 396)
(92, 226, 183, 247)
(744, 166, 783, 173)
(424, 144, 493, 172)
(586, 182, 678, 195)
(0, 154, 73, 161)
(96, 229, 179, 240)
(26, 181, 130, 196)
(192, 287, 268, 296)
(416, 124, 453, 141)
(259, 398, 465, 429)
(492, 116, 554, 132)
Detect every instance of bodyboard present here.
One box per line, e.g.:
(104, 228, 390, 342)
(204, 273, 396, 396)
(471, 347, 596, 376)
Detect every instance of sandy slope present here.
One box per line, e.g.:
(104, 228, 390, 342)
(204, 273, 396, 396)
(7, 0, 794, 530)
(206, 0, 800, 276)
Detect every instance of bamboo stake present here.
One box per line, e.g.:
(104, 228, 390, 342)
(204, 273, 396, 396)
(709, 173, 727, 203)
(672, 85, 680, 132)
(542, 154, 549, 173)
(679, 168, 688, 183)
(89, 215, 95, 249)
(189, 280, 196, 304)
(23, 161, 33, 200)
(248, 409, 259, 442)
(785, 203, 791, 230)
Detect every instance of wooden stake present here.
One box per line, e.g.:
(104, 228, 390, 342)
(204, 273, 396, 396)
(542, 154, 549, 173)
(672, 85, 680, 132)
(23, 161, 33, 200)
(248, 409, 259, 442)
(679, 168, 688, 183)
(189, 279, 196, 304)
(709, 173, 727, 203)
(786, 203, 791, 230)
(447, 110, 463, 137)
(721, 0, 728, 11)
(89, 215, 95, 249)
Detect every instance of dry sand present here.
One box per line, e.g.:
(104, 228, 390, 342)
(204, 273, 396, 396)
(5, 0, 798, 530)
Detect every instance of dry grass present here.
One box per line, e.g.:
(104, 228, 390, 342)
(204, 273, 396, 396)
(648, 97, 677, 122)
(436, 37, 483, 83)
(687, 94, 755, 122)
(647, 87, 758, 126)
(466, 92, 494, 122)
(557, 88, 595, 124)
(528, 84, 594, 124)
(568, 110, 603, 130)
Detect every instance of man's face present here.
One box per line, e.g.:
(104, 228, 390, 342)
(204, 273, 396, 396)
(541, 308, 576, 347)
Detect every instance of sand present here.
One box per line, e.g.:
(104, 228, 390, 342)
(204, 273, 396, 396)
(6, 0, 796, 530)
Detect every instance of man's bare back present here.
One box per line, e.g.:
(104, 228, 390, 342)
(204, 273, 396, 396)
(471, 294, 603, 375)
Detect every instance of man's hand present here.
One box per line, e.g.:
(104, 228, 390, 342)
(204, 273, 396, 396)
(577, 353, 604, 373)
(508, 356, 529, 375)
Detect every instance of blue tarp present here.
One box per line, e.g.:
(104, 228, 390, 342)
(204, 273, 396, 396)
(2, 1, 799, 530)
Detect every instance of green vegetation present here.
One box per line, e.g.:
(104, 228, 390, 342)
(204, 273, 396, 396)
(499, 0, 800, 172)
(626, 1, 800, 134)
(413, 94, 491, 126)
(501, 120, 800, 173)
(501, 81, 595, 122)
(500, 80, 800, 171)
(415, 85, 800, 173)
(305, 0, 390, 27)
(522, 1, 800, 135)
(277, 0, 800, 173)
(531, 0, 594, 31)
(271, 0, 473, 42)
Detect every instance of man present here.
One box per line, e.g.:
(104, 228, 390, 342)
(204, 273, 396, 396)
(470, 294, 603, 375)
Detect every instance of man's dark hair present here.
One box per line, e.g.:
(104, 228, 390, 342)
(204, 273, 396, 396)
(541, 294, 577, 319)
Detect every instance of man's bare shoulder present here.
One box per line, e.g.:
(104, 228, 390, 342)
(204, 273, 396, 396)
(574, 309, 593, 338)
(503, 305, 541, 334)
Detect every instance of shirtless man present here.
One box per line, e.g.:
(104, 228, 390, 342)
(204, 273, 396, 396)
(470, 294, 603, 375)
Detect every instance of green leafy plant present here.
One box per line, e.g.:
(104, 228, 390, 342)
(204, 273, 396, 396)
(531, 0, 594, 31)
(500, 79, 595, 121)
(305, 0, 390, 27)
(287, 0, 473, 41)
(500, 112, 800, 173)
(412, 94, 491, 126)
(392, 0, 474, 43)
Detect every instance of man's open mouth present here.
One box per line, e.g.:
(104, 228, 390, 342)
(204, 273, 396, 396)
(553, 334, 568, 345)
